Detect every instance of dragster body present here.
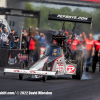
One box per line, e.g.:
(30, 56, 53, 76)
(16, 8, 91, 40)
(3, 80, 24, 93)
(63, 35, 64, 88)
(4, 13, 92, 82)
(29, 46, 77, 75)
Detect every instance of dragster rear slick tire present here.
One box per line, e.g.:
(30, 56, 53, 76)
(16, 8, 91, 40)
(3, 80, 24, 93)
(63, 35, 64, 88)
(72, 59, 83, 80)
(19, 61, 25, 80)
(72, 50, 83, 80)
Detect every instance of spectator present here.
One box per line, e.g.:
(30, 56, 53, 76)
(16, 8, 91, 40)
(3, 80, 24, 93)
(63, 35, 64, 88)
(0, 28, 3, 43)
(3, 28, 8, 34)
(34, 30, 41, 62)
(1, 29, 9, 45)
(27, 33, 30, 50)
(21, 32, 28, 49)
(81, 33, 95, 72)
(28, 29, 37, 67)
(0, 28, 2, 34)
(22, 29, 27, 34)
(34, 30, 40, 40)
(40, 33, 46, 47)
(7, 29, 19, 49)
(34, 32, 46, 47)
(5, 29, 9, 34)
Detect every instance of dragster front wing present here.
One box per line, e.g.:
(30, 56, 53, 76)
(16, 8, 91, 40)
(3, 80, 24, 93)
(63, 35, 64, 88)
(4, 68, 56, 76)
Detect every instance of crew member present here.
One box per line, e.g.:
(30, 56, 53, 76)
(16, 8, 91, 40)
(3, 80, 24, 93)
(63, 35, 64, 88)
(82, 33, 94, 72)
(68, 35, 80, 51)
(69, 34, 72, 39)
(92, 35, 100, 73)
(78, 32, 87, 61)
(28, 29, 36, 67)
(7, 29, 19, 49)
(65, 30, 69, 36)
(78, 32, 86, 43)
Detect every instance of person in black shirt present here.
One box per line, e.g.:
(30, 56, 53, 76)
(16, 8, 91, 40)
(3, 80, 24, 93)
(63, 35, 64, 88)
(21, 31, 28, 49)
(7, 29, 19, 49)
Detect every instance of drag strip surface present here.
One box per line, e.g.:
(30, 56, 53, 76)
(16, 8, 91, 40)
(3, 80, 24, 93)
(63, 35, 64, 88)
(0, 68, 100, 100)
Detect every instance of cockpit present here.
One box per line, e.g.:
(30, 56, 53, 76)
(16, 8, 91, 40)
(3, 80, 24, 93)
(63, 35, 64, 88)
(45, 46, 61, 57)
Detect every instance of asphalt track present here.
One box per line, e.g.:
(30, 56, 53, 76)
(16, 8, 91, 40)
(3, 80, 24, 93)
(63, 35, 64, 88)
(0, 67, 100, 100)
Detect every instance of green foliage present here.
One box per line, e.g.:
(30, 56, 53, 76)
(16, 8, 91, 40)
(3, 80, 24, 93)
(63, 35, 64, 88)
(25, 3, 100, 34)
(25, 3, 37, 30)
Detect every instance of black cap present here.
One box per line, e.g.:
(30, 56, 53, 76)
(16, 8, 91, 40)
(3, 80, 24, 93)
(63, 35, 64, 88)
(11, 29, 15, 31)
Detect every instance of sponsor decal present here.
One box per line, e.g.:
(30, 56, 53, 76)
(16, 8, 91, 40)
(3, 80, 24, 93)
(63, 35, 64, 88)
(86, 42, 93, 45)
(66, 65, 75, 74)
(14, 70, 19, 72)
(15, 70, 48, 75)
(57, 15, 88, 21)
(30, 71, 47, 75)
(18, 53, 28, 61)
(30, 71, 36, 74)
(95, 43, 100, 45)
(14, 70, 27, 73)
(72, 43, 77, 45)
(56, 62, 64, 74)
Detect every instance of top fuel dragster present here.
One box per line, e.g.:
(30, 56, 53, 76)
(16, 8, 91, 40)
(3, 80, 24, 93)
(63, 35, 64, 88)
(4, 13, 92, 82)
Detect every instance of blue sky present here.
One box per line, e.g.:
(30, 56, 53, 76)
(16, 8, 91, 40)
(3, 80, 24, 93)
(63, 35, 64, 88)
(31, 2, 95, 12)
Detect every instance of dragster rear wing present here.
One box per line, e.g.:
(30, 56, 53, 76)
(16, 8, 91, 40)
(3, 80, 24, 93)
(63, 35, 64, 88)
(48, 14, 92, 24)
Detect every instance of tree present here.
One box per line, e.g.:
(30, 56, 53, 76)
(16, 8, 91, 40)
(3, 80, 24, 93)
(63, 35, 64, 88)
(25, 3, 100, 34)
(25, 3, 37, 30)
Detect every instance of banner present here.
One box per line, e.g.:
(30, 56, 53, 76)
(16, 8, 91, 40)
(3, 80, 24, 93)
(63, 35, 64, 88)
(6, 49, 28, 68)
(0, 48, 43, 68)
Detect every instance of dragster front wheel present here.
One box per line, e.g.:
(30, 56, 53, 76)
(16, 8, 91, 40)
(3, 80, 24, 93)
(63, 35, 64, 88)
(19, 61, 25, 80)
(19, 74, 23, 80)
(43, 76, 47, 82)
